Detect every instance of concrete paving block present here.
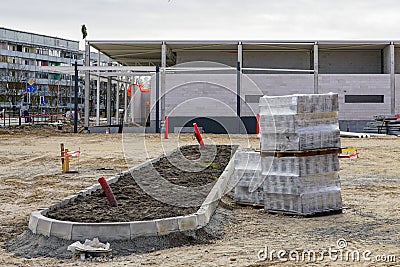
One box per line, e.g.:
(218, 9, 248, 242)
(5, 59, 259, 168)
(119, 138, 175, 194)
(85, 184, 100, 194)
(77, 190, 89, 196)
(61, 194, 78, 206)
(195, 212, 207, 227)
(71, 223, 131, 241)
(60, 197, 71, 206)
(177, 214, 198, 231)
(107, 176, 119, 184)
(28, 211, 40, 234)
(130, 221, 157, 238)
(40, 208, 50, 216)
(155, 217, 179, 236)
(48, 201, 62, 211)
(36, 216, 53, 237)
(50, 220, 73, 240)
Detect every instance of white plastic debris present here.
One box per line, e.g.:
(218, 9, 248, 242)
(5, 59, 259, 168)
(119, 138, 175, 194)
(67, 237, 111, 253)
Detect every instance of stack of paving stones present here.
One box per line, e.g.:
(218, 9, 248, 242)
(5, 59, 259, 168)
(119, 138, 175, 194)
(258, 93, 343, 215)
(233, 151, 263, 205)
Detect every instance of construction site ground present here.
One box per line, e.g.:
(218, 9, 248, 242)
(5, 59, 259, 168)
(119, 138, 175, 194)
(0, 127, 399, 266)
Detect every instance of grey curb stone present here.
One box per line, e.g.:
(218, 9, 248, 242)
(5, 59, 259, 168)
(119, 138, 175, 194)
(28, 146, 238, 240)
(177, 214, 198, 231)
(155, 217, 179, 236)
(50, 221, 73, 240)
(28, 211, 40, 234)
(71, 223, 131, 241)
(36, 215, 53, 237)
(130, 221, 157, 238)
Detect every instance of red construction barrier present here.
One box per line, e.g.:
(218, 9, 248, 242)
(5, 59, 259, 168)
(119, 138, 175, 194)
(98, 176, 118, 206)
(256, 113, 260, 134)
(193, 123, 205, 147)
(164, 115, 168, 139)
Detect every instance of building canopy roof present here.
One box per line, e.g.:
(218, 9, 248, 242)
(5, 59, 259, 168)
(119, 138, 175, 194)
(88, 40, 396, 66)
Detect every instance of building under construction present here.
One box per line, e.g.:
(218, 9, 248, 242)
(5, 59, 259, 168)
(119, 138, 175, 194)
(79, 40, 400, 133)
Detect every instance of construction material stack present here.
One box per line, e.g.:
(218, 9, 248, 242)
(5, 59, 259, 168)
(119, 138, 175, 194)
(259, 93, 343, 215)
(233, 151, 262, 205)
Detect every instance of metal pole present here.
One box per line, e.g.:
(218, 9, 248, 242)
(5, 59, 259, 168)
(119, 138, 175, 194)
(313, 42, 319, 94)
(84, 42, 90, 132)
(161, 42, 166, 132)
(74, 61, 78, 133)
(124, 79, 128, 124)
(238, 42, 243, 134)
(107, 77, 111, 125)
(390, 42, 395, 115)
(156, 65, 160, 133)
(96, 52, 101, 126)
(236, 61, 241, 133)
(130, 79, 134, 124)
(115, 79, 120, 123)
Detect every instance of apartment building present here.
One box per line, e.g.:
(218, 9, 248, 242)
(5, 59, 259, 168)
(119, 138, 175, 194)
(0, 27, 81, 113)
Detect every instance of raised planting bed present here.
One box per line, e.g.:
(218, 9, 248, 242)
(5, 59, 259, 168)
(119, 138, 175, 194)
(28, 145, 237, 241)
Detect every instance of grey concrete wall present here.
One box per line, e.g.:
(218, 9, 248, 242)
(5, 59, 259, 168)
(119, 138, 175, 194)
(395, 48, 400, 74)
(395, 74, 400, 114)
(319, 51, 381, 74)
(150, 74, 240, 121)
(176, 51, 237, 67)
(149, 72, 393, 132)
(319, 74, 391, 120)
(243, 51, 311, 70)
(339, 120, 370, 132)
(383, 46, 391, 74)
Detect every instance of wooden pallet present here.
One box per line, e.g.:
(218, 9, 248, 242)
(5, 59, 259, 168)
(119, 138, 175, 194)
(265, 208, 343, 217)
(260, 147, 342, 158)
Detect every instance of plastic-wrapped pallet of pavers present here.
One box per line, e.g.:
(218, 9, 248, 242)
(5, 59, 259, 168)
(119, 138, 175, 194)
(233, 151, 263, 205)
(259, 93, 343, 216)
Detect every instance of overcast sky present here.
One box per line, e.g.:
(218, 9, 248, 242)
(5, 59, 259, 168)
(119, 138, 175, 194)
(2, 0, 400, 48)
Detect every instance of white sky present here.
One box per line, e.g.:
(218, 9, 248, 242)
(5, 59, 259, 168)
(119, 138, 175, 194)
(2, 0, 400, 49)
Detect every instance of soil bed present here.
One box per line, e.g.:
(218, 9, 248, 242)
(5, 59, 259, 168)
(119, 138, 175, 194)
(46, 145, 235, 223)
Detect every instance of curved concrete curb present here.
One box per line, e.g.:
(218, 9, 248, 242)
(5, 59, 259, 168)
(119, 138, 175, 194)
(28, 147, 237, 241)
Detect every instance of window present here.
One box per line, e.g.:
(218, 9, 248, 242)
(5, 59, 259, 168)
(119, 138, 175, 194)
(24, 47, 30, 53)
(344, 95, 384, 103)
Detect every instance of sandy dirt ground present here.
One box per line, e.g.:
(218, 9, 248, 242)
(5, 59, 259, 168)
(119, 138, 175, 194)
(0, 128, 399, 266)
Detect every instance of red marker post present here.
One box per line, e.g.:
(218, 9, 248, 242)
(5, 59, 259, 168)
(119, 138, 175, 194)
(193, 123, 205, 147)
(164, 115, 168, 139)
(256, 113, 260, 134)
(98, 176, 118, 206)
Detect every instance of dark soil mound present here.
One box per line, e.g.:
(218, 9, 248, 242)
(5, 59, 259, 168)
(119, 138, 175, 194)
(46, 145, 235, 223)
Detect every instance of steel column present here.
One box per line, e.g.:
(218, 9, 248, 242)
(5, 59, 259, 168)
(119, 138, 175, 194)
(390, 42, 395, 114)
(313, 43, 319, 94)
(161, 42, 166, 132)
(84, 42, 90, 132)
(106, 77, 111, 125)
(156, 65, 160, 133)
(96, 52, 100, 126)
(115, 79, 120, 123)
